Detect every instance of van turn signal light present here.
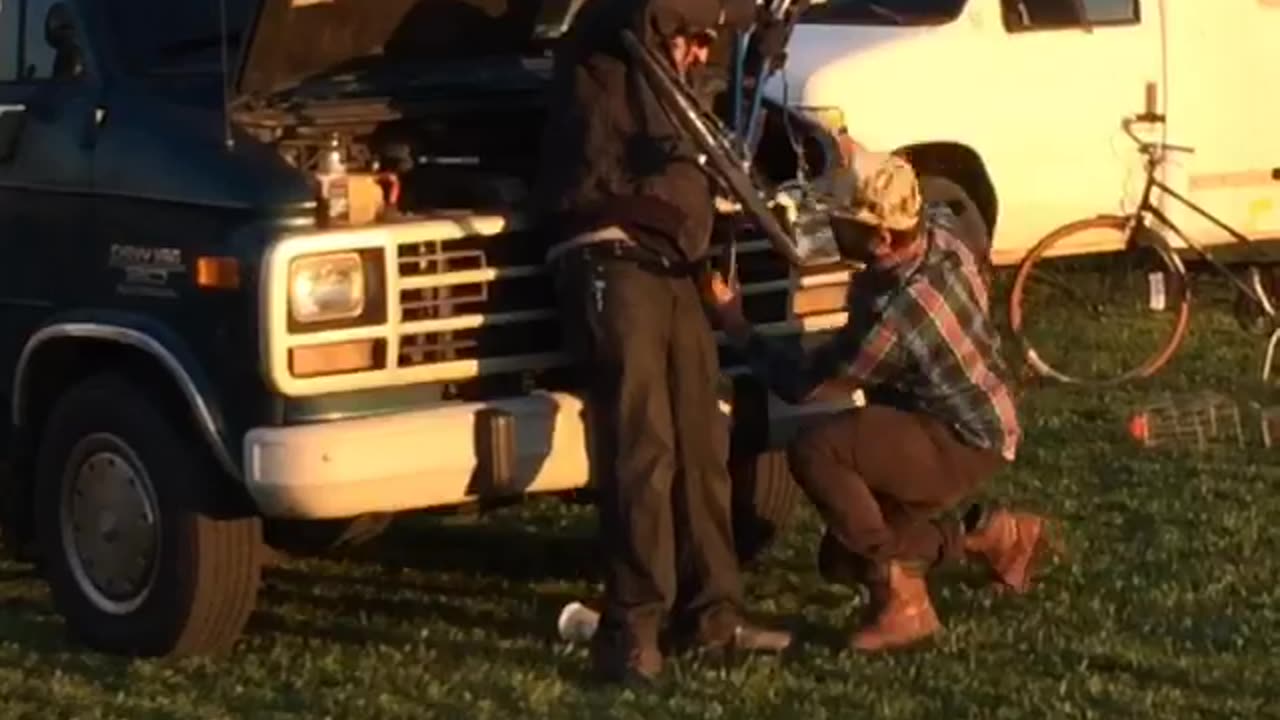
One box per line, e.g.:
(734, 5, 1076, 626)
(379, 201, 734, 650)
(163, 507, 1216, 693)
(196, 256, 241, 290)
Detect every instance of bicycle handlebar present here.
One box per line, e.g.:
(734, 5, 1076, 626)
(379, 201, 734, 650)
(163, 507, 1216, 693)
(1122, 114, 1196, 158)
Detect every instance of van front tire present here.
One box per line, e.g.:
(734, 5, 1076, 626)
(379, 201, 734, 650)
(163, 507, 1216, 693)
(34, 373, 262, 657)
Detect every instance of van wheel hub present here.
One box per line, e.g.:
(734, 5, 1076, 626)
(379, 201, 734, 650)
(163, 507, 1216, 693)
(61, 435, 160, 615)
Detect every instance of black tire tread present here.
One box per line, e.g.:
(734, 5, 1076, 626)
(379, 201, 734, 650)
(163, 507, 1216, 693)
(732, 448, 800, 565)
(175, 510, 262, 655)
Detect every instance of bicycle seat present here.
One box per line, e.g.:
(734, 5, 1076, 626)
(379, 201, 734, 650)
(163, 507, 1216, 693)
(1139, 141, 1196, 156)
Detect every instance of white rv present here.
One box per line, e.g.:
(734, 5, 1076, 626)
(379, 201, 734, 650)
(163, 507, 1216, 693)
(773, 0, 1280, 266)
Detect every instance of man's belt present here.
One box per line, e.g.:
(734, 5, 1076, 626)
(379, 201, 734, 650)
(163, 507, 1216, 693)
(547, 227, 706, 277)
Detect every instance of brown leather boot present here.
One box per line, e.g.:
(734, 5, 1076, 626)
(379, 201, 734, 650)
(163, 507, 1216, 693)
(590, 623, 663, 686)
(849, 561, 941, 653)
(964, 508, 1059, 594)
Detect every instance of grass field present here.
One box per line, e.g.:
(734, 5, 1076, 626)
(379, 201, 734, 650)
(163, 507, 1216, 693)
(1, 275, 1279, 719)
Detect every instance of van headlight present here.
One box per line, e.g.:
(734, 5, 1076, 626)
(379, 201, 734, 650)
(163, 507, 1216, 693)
(289, 252, 366, 324)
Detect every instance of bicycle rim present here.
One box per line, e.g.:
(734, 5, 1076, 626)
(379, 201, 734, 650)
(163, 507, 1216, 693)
(1008, 216, 1191, 386)
(1233, 265, 1280, 336)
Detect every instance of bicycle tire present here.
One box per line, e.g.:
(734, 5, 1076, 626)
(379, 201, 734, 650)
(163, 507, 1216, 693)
(1233, 265, 1280, 336)
(1008, 215, 1191, 386)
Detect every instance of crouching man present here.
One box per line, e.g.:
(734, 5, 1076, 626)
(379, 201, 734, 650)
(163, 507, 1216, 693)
(705, 150, 1058, 652)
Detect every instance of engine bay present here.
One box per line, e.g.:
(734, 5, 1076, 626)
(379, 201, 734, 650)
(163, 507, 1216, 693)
(236, 99, 546, 226)
(235, 95, 834, 228)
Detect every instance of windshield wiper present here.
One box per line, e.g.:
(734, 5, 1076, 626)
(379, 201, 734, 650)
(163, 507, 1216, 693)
(861, 2, 908, 23)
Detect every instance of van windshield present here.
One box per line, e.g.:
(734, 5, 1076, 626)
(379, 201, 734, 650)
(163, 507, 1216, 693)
(801, 0, 968, 25)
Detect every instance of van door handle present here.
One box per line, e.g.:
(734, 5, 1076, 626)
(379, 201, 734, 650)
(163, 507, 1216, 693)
(80, 105, 108, 149)
(0, 104, 26, 162)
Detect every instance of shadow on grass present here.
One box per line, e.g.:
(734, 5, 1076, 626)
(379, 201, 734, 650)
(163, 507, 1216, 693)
(246, 575, 604, 692)
(337, 516, 602, 583)
(253, 567, 587, 645)
(250, 516, 855, 675)
(247, 517, 604, 649)
(0, 584, 140, 702)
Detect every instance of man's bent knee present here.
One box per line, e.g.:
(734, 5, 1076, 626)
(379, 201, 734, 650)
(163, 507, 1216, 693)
(786, 416, 844, 488)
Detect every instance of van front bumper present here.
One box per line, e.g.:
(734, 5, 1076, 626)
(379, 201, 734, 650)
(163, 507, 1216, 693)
(243, 392, 592, 518)
(242, 389, 860, 519)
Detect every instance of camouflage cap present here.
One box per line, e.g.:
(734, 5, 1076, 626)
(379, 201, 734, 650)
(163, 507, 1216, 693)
(826, 150, 922, 231)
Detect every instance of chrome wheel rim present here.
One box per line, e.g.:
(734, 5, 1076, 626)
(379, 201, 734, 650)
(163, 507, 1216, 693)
(60, 434, 160, 615)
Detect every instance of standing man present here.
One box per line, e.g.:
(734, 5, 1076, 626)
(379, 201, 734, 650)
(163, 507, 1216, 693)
(706, 150, 1058, 653)
(534, 0, 792, 686)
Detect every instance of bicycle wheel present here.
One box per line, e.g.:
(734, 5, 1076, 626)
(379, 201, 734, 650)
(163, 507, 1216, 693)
(1008, 215, 1191, 386)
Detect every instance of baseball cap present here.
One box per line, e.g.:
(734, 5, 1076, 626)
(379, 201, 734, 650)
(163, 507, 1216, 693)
(825, 149, 922, 231)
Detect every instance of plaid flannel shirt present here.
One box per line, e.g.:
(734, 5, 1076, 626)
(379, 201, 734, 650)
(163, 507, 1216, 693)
(737, 213, 1021, 461)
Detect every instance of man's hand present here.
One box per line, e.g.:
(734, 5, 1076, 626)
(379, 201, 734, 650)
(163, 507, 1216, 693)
(714, 196, 744, 214)
(704, 271, 752, 341)
(768, 190, 798, 230)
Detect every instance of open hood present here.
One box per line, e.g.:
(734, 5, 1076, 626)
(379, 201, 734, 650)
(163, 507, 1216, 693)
(236, 0, 587, 97)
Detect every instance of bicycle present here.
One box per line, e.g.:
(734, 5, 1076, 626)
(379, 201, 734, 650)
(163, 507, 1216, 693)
(1007, 110, 1280, 386)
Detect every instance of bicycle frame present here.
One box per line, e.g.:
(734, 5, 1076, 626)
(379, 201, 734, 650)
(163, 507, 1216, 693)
(1123, 117, 1280, 382)
(1011, 116, 1280, 386)
(1125, 139, 1276, 319)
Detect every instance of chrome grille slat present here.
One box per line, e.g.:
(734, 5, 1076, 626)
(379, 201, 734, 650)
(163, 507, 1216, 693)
(400, 309, 559, 335)
(387, 228, 842, 375)
(398, 265, 543, 290)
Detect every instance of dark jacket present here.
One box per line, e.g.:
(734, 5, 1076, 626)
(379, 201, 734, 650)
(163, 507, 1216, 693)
(533, 0, 752, 264)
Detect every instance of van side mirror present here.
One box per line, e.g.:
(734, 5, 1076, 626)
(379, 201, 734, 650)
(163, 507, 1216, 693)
(45, 3, 75, 49)
(43, 3, 84, 80)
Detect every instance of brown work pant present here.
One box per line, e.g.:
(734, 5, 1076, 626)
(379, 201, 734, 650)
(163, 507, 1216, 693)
(787, 405, 1006, 578)
(554, 244, 744, 646)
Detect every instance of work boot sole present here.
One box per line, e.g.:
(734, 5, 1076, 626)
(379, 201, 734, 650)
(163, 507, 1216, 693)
(849, 616, 942, 654)
(992, 516, 1066, 595)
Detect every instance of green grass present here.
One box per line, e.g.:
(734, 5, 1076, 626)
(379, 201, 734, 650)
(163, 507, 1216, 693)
(2, 276, 1279, 719)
